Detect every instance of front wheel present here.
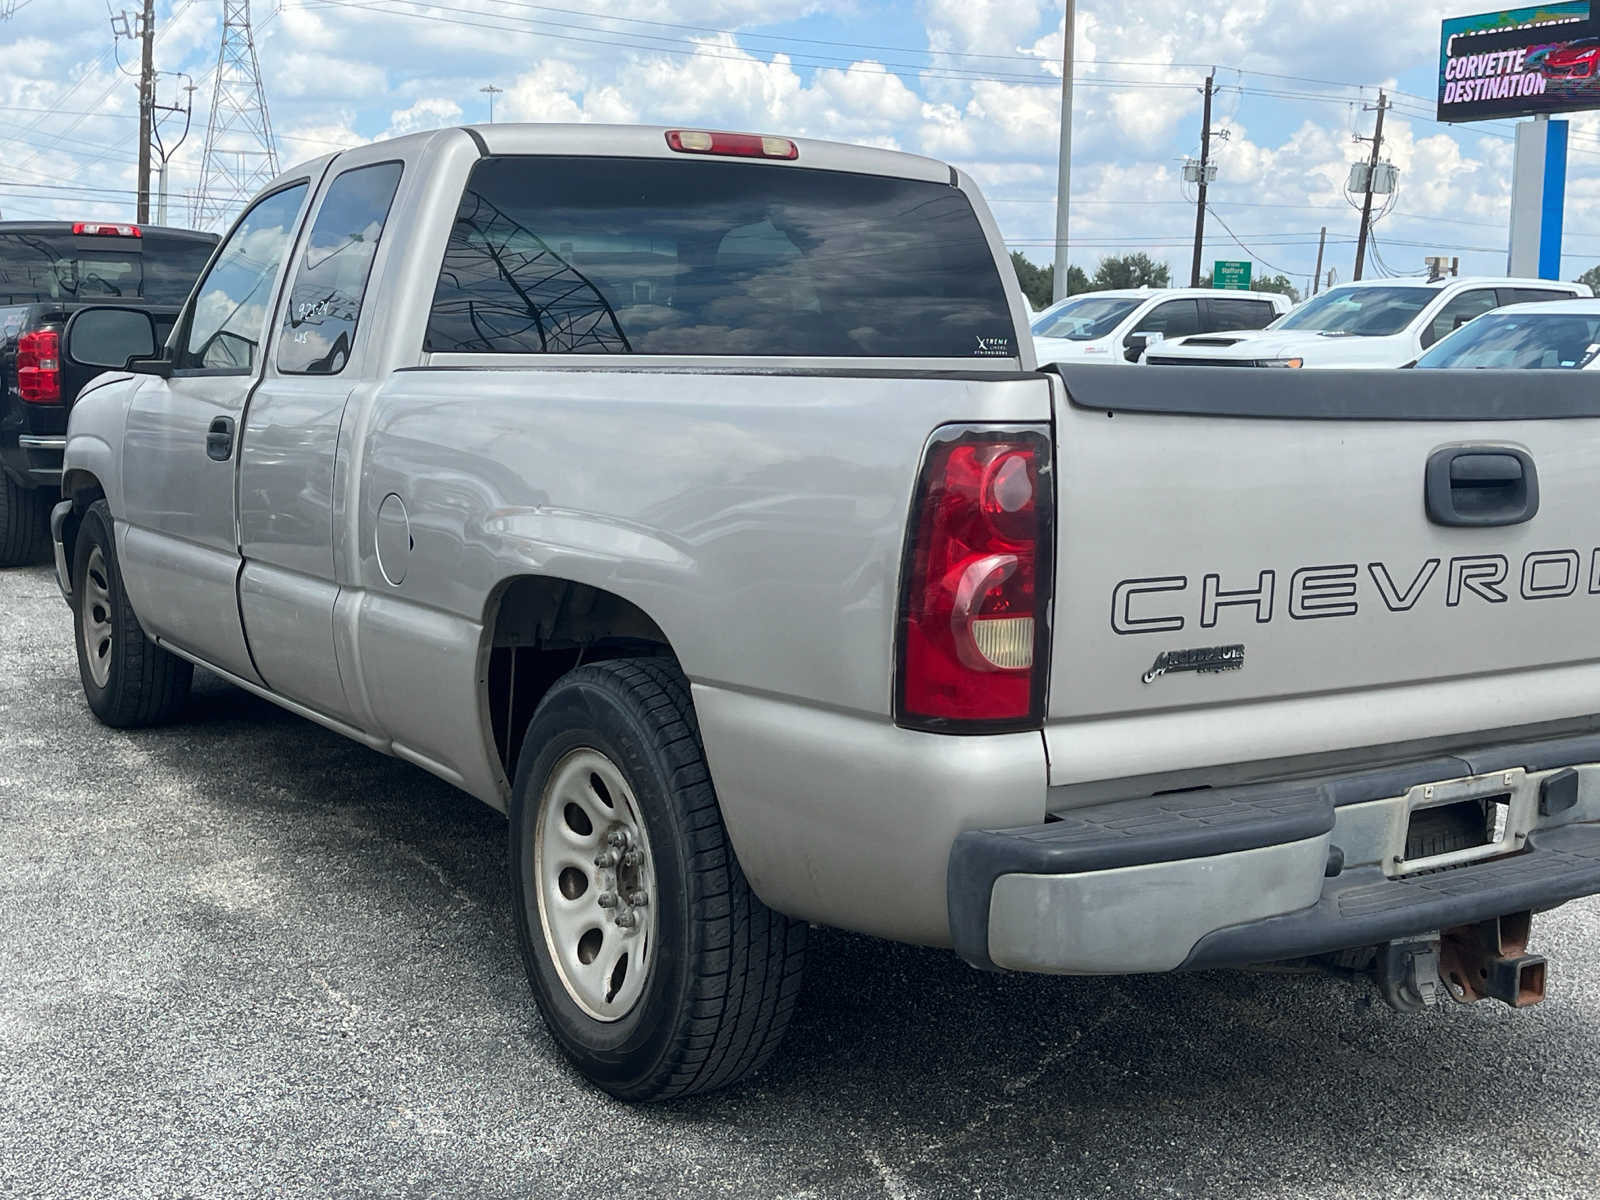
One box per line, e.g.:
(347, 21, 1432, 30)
(509, 659, 807, 1101)
(72, 500, 193, 727)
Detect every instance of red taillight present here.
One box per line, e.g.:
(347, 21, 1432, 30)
(16, 329, 61, 404)
(897, 428, 1052, 730)
(665, 129, 799, 160)
(72, 221, 141, 237)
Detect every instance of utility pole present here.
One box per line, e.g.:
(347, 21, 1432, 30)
(1051, 0, 1075, 302)
(1312, 226, 1327, 295)
(480, 84, 502, 124)
(154, 80, 196, 225)
(136, 0, 155, 223)
(1353, 89, 1389, 282)
(1189, 72, 1215, 288)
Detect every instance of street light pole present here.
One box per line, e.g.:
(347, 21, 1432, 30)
(1051, 0, 1075, 302)
(480, 84, 503, 124)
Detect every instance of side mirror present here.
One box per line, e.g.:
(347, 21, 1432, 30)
(61, 306, 168, 375)
(1123, 331, 1158, 363)
(1453, 315, 1474, 330)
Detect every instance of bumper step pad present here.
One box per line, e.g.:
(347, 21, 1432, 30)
(958, 785, 1335, 877)
(1182, 822, 1600, 969)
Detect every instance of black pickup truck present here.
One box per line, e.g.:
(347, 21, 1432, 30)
(0, 221, 217, 564)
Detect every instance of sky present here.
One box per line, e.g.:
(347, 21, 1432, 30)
(3, 0, 1600, 291)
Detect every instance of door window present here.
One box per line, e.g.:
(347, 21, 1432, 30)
(1422, 289, 1499, 348)
(1133, 299, 1202, 341)
(1205, 298, 1276, 331)
(278, 162, 403, 375)
(180, 183, 308, 372)
(1499, 287, 1578, 306)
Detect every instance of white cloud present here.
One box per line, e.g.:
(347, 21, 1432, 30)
(3, 0, 1595, 280)
(385, 97, 464, 139)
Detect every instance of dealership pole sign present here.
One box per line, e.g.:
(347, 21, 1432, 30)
(1439, 3, 1600, 121)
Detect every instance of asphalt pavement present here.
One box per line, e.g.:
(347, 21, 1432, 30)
(3, 561, 1600, 1199)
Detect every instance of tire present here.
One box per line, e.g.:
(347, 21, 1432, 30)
(72, 500, 193, 727)
(509, 658, 807, 1102)
(0, 472, 52, 567)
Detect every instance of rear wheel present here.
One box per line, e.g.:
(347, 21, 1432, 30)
(72, 500, 193, 727)
(509, 659, 807, 1101)
(0, 473, 51, 567)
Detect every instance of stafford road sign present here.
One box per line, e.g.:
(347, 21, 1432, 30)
(1213, 260, 1253, 290)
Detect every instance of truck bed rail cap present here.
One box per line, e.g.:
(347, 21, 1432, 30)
(1056, 363, 1600, 421)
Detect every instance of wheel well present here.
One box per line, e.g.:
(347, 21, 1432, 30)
(57, 470, 106, 576)
(485, 576, 677, 779)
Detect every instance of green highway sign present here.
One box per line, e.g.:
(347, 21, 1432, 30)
(1213, 260, 1252, 290)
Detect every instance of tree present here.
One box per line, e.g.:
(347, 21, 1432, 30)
(1009, 252, 1091, 309)
(1577, 265, 1600, 295)
(1253, 273, 1302, 304)
(1089, 252, 1170, 290)
(1009, 251, 1053, 310)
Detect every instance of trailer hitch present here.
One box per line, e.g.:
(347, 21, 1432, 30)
(1375, 913, 1546, 1012)
(1439, 911, 1547, 1008)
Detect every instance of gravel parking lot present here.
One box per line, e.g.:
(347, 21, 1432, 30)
(4, 561, 1600, 1199)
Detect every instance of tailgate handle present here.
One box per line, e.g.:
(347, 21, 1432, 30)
(1425, 447, 1539, 527)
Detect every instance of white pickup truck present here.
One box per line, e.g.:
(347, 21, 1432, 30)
(49, 124, 1600, 1101)
(1146, 276, 1589, 368)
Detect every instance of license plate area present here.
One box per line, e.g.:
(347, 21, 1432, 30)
(1391, 769, 1532, 878)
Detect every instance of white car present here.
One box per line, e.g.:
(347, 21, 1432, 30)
(1413, 298, 1600, 370)
(1029, 287, 1289, 366)
(1145, 276, 1591, 369)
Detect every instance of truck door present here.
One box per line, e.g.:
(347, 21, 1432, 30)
(236, 156, 405, 721)
(118, 180, 313, 681)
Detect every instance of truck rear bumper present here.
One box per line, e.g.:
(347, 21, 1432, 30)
(4, 435, 65, 484)
(949, 733, 1600, 974)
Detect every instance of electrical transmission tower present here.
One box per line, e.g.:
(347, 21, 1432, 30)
(193, 0, 279, 231)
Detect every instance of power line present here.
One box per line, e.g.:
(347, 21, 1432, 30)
(1201, 206, 1308, 276)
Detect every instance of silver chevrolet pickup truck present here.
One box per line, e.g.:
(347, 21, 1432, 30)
(49, 123, 1600, 1100)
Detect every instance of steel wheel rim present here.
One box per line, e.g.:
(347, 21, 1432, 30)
(80, 545, 114, 689)
(533, 747, 658, 1022)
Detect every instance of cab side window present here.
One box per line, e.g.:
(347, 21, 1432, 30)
(179, 183, 308, 372)
(1206, 298, 1276, 331)
(278, 162, 404, 375)
(1500, 287, 1577, 306)
(1422, 289, 1499, 348)
(1135, 299, 1202, 340)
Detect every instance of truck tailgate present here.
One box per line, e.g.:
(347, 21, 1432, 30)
(1045, 365, 1600, 791)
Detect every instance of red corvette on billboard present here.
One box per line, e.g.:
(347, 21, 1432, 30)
(1439, 4, 1600, 121)
(1528, 36, 1600, 78)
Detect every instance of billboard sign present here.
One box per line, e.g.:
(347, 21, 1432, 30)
(1439, 4, 1600, 122)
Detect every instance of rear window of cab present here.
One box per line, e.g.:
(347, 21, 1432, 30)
(424, 156, 1017, 359)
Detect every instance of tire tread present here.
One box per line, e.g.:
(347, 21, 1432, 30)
(523, 658, 807, 1101)
(75, 501, 192, 727)
(0, 473, 52, 567)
